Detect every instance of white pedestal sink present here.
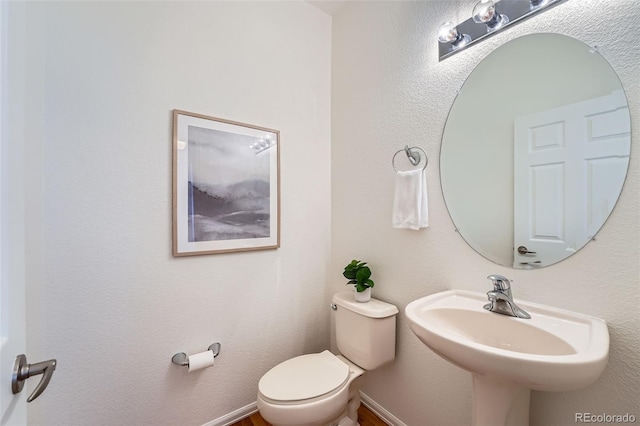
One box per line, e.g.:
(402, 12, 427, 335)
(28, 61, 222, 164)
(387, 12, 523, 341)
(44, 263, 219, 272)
(405, 290, 609, 426)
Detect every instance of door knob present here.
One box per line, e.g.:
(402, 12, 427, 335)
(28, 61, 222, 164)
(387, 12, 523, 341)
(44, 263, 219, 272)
(517, 245, 537, 255)
(12, 354, 57, 402)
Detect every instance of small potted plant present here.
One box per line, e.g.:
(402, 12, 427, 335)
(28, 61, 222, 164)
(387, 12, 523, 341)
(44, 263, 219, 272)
(343, 259, 375, 302)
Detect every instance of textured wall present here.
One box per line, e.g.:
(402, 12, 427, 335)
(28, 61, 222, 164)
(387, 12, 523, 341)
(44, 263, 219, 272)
(17, 2, 331, 425)
(331, 1, 640, 425)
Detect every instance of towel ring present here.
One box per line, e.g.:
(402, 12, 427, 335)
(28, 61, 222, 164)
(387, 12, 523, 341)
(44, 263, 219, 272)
(392, 145, 428, 172)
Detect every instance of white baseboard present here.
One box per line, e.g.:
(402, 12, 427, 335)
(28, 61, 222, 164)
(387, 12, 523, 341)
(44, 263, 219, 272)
(360, 392, 408, 426)
(204, 394, 405, 426)
(203, 402, 258, 426)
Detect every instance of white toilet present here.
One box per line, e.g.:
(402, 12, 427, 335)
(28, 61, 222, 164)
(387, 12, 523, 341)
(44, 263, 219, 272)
(257, 291, 399, 426)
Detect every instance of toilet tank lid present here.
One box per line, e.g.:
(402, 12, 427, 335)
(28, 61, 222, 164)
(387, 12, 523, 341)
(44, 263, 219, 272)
(332, 291, 399, 318)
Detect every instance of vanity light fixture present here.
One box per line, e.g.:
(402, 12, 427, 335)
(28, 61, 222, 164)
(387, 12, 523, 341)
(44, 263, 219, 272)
(438, 0, 569, 61)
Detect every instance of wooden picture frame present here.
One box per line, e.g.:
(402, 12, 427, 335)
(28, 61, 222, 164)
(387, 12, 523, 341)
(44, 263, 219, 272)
(172, 110, 280, 256)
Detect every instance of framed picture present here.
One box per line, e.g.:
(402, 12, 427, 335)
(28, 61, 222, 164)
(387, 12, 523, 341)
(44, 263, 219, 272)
(172, 110, 280, 256)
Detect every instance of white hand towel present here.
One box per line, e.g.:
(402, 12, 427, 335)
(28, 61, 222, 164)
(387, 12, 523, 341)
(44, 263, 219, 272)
(392, 169, 428, 230)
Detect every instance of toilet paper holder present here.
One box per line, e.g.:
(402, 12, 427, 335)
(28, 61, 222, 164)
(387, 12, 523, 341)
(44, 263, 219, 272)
(171, 343, 221, 367)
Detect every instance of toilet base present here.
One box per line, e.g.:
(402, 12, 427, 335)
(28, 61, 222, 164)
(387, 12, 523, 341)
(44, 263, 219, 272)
(336, 415, 359, 426)
(332, 374, 364, 426)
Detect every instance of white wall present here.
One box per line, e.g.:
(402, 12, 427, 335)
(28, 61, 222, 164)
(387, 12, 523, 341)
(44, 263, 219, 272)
(13, 1, 331, 425)
(332, 1, 639, 425)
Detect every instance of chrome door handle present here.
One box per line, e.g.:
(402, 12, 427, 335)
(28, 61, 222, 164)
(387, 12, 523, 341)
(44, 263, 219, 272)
(12, 354, 57, 402)
(517, 245, 537, 255)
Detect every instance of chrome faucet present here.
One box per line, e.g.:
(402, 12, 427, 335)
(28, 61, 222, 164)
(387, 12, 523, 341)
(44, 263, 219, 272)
(483, 274, 531, 319)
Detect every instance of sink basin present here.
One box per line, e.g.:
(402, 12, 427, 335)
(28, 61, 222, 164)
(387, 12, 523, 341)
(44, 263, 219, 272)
(405, 290, 609, 426)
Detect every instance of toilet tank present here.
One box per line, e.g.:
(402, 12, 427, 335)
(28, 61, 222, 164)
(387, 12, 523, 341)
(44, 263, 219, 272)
(332, 291, 399, 370)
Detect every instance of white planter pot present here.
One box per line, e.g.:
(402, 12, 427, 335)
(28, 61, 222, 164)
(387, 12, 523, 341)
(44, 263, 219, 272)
(354, 287, 371, 303)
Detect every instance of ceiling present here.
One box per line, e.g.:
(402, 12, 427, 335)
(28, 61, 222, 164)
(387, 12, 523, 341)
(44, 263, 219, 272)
(306, 1, 350, 17)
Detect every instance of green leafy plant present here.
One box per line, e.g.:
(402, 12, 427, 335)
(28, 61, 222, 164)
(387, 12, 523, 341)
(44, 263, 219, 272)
(343, 259, 375, 293)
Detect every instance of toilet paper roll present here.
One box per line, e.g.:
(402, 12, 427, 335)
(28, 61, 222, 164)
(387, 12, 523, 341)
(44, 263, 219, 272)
(188, 350, 215, 373)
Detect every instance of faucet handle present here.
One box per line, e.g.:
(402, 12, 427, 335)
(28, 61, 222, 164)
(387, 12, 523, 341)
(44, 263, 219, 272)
(487, 274, 511, 291)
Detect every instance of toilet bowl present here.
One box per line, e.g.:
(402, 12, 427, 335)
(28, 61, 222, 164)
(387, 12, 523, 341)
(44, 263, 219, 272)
(257, 292, 399, 426)
(257, 351, 364, 426)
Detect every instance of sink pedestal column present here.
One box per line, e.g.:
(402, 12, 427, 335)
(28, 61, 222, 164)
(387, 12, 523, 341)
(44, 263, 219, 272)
(471, 374, 530, 426)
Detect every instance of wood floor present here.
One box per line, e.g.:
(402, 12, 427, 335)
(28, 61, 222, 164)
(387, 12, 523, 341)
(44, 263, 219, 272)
(230, 404, 388, 426)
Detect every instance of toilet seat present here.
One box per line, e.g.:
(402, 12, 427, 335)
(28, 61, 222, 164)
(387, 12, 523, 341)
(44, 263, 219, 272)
(258, 350, 349, 403)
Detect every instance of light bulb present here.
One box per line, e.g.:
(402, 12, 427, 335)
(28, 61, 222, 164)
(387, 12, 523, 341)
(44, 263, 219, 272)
(473, 0, 496, 23)
(437, 22, 471, 50)
(438, 22, 458, 43)
(472, 0, 509, 32)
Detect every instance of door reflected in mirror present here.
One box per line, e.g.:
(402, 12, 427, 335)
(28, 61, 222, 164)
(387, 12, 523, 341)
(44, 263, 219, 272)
(440, 33, 630, 269)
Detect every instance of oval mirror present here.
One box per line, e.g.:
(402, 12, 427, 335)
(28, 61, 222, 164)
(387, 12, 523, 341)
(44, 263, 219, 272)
(441, 33, 631, 269)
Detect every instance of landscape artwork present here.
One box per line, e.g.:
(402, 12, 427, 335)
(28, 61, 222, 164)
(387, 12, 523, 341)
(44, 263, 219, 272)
(173, 110, 280, 256)
(188, 126, 270, 242)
